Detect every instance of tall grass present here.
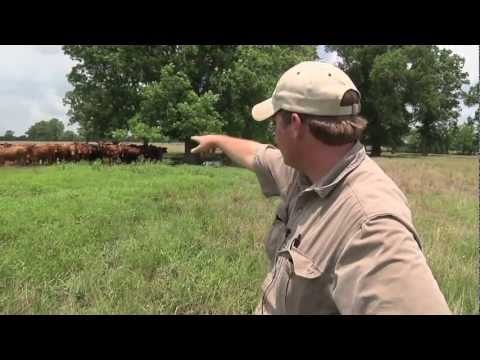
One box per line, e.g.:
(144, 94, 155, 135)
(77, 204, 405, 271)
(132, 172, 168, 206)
(375, 154, 478, 314)
(0, 163, 274, 314)
(0, 154, 477, 314)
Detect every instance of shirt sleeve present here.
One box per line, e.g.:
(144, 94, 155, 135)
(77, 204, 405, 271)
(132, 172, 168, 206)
(332, 216, 451, 315)
(252, 144, 296, 201)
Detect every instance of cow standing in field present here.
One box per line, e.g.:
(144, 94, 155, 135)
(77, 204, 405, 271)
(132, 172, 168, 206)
(87, 144, 102, 162)
(100, 143, 121, 165)
(142, 145, 167, 162)
(120, 144, 143, 164)
(0, 145, 28, 166)
(29, 144, 58, 166)
(56, 143, 100, 163)
(76, 143, 92, 162)
(56, 144, 76, 163)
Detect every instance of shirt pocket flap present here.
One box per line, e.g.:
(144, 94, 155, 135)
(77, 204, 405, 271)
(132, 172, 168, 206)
(287, 248, 323, 279)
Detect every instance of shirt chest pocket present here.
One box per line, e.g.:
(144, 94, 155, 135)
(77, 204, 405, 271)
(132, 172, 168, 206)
(275, 247, 327, 314)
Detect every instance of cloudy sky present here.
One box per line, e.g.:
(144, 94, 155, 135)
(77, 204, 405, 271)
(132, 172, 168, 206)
(0, 45, 478, 136)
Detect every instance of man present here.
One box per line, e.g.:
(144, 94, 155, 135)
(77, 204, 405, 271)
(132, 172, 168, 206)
(191, 61, 451, 315)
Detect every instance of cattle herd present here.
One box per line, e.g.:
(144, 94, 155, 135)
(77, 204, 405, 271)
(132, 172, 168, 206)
(0, 143, 168, 166)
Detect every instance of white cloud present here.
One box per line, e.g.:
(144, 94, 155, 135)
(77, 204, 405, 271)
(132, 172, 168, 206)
(0, 45, 76, 136)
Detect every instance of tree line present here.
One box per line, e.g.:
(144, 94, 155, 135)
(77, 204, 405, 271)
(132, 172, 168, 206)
(1, 118, 79, 142)
(3, 46, 478, 156)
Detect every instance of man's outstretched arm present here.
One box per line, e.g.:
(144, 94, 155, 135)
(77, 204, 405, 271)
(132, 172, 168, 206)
(191, 135, 261, 171)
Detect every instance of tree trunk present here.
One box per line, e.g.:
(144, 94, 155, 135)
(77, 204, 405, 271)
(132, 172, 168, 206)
(421, 143, 429, 156)
(241, 117, 253, 140)
(184, 138, 202, 165)
(370, 144, 382, 157)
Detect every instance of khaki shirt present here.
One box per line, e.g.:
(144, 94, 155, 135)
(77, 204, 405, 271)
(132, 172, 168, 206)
(252, 141, 451, 315)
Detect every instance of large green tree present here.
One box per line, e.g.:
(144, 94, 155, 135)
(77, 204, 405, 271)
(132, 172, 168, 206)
(463, 82, 479, 151)
(326, 45, 469, 156)
(63, 46, 176, 141)
(405, 46, 469, 155)
(463, 82, 479, 121)
(213, 45, 317, 142)
(63, 45, 317, 148)
(26, 118, 65, 141)
(136, 64, 222, 146)
(3, 130, 15, 140)
(450, 122, 477, 155)
(326, 45, 406, 156)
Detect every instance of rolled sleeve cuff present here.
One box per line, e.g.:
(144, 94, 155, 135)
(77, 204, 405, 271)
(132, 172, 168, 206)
(253, 144, 281, 198)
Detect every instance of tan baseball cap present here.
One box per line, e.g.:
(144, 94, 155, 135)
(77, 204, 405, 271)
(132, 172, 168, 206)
(252, 61, 361, 121)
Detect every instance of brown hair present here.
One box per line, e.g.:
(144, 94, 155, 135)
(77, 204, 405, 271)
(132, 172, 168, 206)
(279, 90, 367, 146)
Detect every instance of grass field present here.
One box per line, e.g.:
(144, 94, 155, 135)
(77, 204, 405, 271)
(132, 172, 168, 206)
(0, 153, 477, 314)
(375, 154, 478, 314)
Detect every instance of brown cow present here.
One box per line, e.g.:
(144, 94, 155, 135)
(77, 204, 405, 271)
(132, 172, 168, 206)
(100, 143, 121, 165)
(143, 145, 167, 162)
(29, 144, 58, 165)
(18, 144, 34, 165)
(120, 144, 143, 163)
(76, 143, 92, 161)
(56, 144, 76, 163)
(87, 144, 102, 162)
(0, 145, 28, 166)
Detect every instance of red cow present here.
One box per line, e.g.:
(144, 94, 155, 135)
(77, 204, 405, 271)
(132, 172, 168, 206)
(0, 145, 28, 166)
(87, 144, 101, 162)
(76, 143, 92, 161)
(120, 144, 143, 163)
(29, 144, 58, 165)
(101, 144, 121, 165)
(56, 144, 74, 162)
(143, 145, 168, 162)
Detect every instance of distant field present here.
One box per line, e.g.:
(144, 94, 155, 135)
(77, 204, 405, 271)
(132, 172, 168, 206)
(0, 154, 477, 314)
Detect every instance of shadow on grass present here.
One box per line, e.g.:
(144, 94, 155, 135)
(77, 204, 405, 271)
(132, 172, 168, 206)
(372, 152, 424, 159)
(371, 152, 475, 159)
(164, 153, 241, 168)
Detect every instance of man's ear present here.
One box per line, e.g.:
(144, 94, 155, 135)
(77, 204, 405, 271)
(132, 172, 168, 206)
(290, 113, 304, 139)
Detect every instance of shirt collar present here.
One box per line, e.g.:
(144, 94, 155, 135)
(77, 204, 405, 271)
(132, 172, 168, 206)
(298, 141, 366, 199)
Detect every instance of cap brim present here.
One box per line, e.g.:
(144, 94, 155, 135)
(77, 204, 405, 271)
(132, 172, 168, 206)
(252, 98, 275, 122)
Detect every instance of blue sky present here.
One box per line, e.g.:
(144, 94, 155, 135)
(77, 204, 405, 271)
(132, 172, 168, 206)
(0, 45, 478, 136)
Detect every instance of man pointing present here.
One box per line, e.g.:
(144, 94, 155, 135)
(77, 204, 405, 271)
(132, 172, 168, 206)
(191, 61, 450, 315)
